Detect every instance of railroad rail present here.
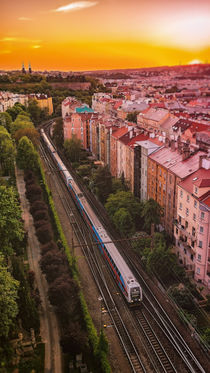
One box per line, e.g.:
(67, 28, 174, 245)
(39, 134, 208, 373)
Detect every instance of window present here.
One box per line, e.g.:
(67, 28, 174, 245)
(198, 240, 203, 248)
(200, 226, 204, 233)
(179, 203, 182, 211)
(176, 228, 178, 234)
(169, 175, 172, 184)
(193, 213, 196, 221)
(186, 208, 189, 216)
(185, 221, 188, 229)
(159, 169, 162, 176)
(197, 267, 200, 274)
(195, 186, 198, 194)
(180, 190, 183, 198)
(198, 254, 201, 262)
(201, 212, 205, 220)
(194, 200, 197, 208)
(187, 195, 190, 202)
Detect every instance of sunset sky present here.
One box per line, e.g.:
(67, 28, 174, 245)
(1, 0, 210, 71)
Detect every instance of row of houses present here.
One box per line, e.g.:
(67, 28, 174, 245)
(0, 91, 53, 115)
(62, 95, 210, 288)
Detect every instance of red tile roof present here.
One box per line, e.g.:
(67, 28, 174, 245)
(178, 168, 210, 194)
(111, 126, 128, 139)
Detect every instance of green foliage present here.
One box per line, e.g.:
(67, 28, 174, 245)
(0, 112, 12, 132)
(77, 164, 91, 177)
(131, 235, 151, 253)
(52, 117, 64, 147)
(16, 136, 39, 171)
(14, 127, 40, 147)
(0, 186, 24, 256)
(6, 102, 26, 121)
(141, 198, 163, 233)
(11, 256, 40, 332)
(111, 177, 127, 194)
(202, 328, 210, 346)
(79, 292, 98, 353)
(126, 111, 139, 123)
(0, 126, 16, 175)
(0, 255, 19, 338)
(113, 208, 134, 236)
(91, 166, 112, 204)
(11, 112, 34, 135)
(169, 285, 196, 311)
(96, 331, 111, 373)
(64, 135, 82, 162)
(146, 239, 176, 282)
(105, 191, 143, 233)
(27, 99, 42, 125)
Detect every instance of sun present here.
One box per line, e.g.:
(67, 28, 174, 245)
(188, 59, 203, 65)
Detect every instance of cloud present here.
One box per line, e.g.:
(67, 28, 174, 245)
(1, 37, 17, 42)
(32, 45, 41, 49)
(18, 17, 32, 21)
(52, 1, 98, 13)
(1, 37, 42, 43)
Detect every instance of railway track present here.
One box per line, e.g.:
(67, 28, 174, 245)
(39, 135, 209, 373)
(40, 140, 149, 373)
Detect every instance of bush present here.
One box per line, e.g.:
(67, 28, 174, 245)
(24, 170, 35, 182)
(30, 200, 48, 215)
(40, 241, 58, 256)
(26, 184, 42, 198)
(36, 224, 53, 244)
(34, 219, 50, 230)
(33, 209, 49, 222)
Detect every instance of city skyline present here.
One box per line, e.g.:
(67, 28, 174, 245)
(1, 0, 210, 71)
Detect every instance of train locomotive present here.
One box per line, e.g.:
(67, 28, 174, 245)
(41, 129, 142, 304)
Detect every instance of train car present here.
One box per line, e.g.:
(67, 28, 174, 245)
(41, 129, 142, 304)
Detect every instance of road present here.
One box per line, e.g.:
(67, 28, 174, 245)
(16, 168, 62, 373)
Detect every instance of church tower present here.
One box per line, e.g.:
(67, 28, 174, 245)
(22, 62, 26, 74)
(29, 62, 32, 74)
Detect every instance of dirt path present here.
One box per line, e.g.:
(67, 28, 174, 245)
(16, 168, 62, 373)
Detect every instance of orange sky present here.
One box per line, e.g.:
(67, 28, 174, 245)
(1, 0, 210, 71)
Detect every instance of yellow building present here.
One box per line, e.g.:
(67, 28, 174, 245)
(29, 94, 53, 115)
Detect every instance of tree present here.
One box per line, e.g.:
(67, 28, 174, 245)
(0, 112, 12, 132)
(105, 191, 143, 230)
(0, 126, 16, 175)
(126, 111, 139, 123)
(11, 113, 34, 136)
(14, 127, 40, 147)
(141, 198, 163, 233)
(16, 136, 39, 171)
(6, 102, 26, 121)
(52, 117, 64, 148)
(60, 322, 87, 354)
(64, 135, 82, 162)
(113, 208, 134, 236)
(146, 238, 177, 282)
(27, 100, 42, 125)
(91, 166, 112, 204)
(0, 255, 19, 338)
(0, 186, 24, 256)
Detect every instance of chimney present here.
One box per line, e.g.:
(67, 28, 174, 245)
(171, 140, 176, 151)
(129, 129, 133, 139)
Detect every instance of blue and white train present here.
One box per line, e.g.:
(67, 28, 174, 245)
(41, 129, 142, 304)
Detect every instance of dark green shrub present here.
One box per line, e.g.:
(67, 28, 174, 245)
(40, 241, 58, 256)
(33, 209, 49, 222)
(34, 219, 49, 230)
(36, 224, 53, 244)
(30, 200, 48, 215)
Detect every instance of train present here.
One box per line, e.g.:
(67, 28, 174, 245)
(40, 129, 142, 304)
